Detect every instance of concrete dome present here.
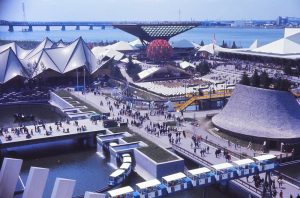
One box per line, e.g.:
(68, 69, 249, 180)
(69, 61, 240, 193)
(212, 84, 300, 140)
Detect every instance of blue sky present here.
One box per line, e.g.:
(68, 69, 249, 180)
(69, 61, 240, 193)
(0, 0, 300, 21)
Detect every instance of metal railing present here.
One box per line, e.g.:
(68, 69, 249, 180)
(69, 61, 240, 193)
(172, 144, 212, 167)
(234, 178, 263, 195)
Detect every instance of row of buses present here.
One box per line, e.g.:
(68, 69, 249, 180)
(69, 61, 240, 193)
(106, 154, 277, 198)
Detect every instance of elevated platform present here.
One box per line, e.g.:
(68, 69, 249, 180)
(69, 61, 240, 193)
(0, 119, 106, 149)
(176, 92, 231, 112)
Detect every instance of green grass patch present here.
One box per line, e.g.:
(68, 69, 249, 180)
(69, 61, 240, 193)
(110, 127, 178, 163)
(55, 90, 102, 114)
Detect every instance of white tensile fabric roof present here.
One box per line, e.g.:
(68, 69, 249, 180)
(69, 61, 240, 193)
(0, 42, 31, 59)
(0, 37, 109, 82)
(92, 46, 124, 61)
(55, 40, 67, 48)
(172, 39, 198, 49)
(0, 48, 28, 84)
(252, 32, 300, 54)
(107, 41, 138, 51)
(25, 37, 54, 60)
(44, 37, 99, 74)
(138, 67, 160, 80)
(19, 37, 104, 77)
(180, 61, 196, 69)
(249, 39, 259, 50)
(198, 43, 223, 55)
(120, 57, 141, 64)
(129, 39, 146, 48)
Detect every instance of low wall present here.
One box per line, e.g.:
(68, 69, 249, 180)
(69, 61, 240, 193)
(133, 147, 184, 179)
(49, 92, 73, 109)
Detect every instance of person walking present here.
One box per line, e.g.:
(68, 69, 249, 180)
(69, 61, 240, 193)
(279, 190, 283, 198)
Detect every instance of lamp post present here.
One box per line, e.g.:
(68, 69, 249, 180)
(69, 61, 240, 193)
(83, 67, 86, 99)
(76, 68, 79, 95)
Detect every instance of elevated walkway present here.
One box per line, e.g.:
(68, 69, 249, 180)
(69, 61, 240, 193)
(175, 92, 231, 112)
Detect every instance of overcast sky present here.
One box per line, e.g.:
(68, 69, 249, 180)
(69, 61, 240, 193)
(0, 0, 300, 21)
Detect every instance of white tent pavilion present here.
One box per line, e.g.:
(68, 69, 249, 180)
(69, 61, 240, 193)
(172, 39, 199, 49)
(0, 48, 29, 84)
(179, 61, 196, 70)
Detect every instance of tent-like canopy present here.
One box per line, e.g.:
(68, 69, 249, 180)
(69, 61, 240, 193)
(179, 61, 196, 69)
(0, 42, 31, 59)
(107, 41, 138, 51)
(24, 37, 54, 60)
(0, 48, 28, 84)
(129, 39, 146, 48)
(252, 32, 300, 54)
(92, 46, 124, 61)
(172, 39, 199, 49)
(43, 37, 99, 74)
(138, 65, 191, 82)
(198, 43, 223, 55)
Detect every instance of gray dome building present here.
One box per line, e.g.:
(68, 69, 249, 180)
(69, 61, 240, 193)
(212, 84, 300, 149)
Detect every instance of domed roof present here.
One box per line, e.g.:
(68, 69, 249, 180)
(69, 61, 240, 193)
(212, 84, 300, 140)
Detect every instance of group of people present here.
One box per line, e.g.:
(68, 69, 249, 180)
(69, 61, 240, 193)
(0, 119, 90, 142)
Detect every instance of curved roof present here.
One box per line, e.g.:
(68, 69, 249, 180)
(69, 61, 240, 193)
(212, 85, 300, 139)
(0, 48, 28, 84)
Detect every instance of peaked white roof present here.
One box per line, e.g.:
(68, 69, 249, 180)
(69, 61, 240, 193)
(55, 40, 67, 48)
(252, 35, 300, 54)
(92, 46, 124, 61)
(108, 41, 138, 51)
(120, 58, 141, 64)
(0, 48, 28, 84)
(25, 37, 54, 60)
(0, 42, 31, 59)
(198, 43, 223, 54)
(45, 37, 99, 74)
(138, 67, 160, 79)
(129, 39, 146, 48)
(252, 30, 300, 54)
(172, 39, 196, 49)
(249, 40, 259, 50)
(180, 61, 196, 69)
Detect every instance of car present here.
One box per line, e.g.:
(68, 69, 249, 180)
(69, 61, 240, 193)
(103, 120, 118, 128)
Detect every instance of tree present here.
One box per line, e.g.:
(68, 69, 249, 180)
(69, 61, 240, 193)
(231, 41, 237, 49)
(251, 70, 260, 87)
(260, 71, 271, 88)
(200, 40, 205, 46)
(126, 55, 142, 81)
(274, 78, 290, 91)
(283, 65, 292, 75)
(221, 40, 228, 48)
(296, 65, 300, 75)
(196, 61, 211, 76)
(240, 72, 250, 86)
